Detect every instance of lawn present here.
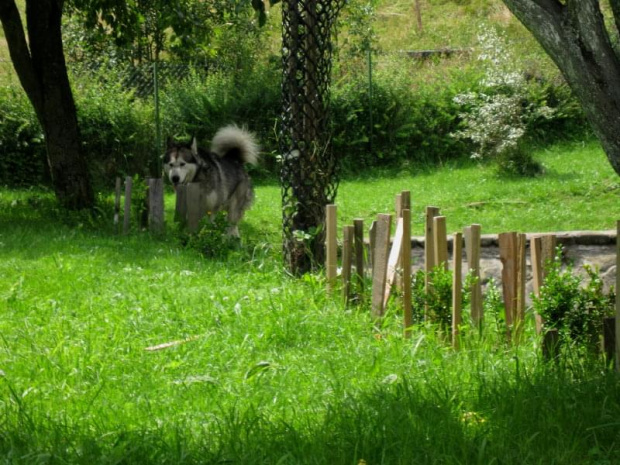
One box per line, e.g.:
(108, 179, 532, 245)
(1, 138, 619, 464)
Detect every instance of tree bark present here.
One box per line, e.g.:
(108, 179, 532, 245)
(0, 0, 94, 209)
(502, 0, 620, 176)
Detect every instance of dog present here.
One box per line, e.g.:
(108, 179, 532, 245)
(164, 125, 259, 237)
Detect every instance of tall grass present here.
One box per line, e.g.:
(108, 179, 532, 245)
(1, 139, 619, 464)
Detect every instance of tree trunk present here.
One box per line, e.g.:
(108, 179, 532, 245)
(502, 0, 620, 177)
(0, 0, 94, 209)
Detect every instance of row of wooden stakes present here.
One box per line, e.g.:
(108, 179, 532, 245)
(112, 177, 207, 234)
(323, 190, 620, 363)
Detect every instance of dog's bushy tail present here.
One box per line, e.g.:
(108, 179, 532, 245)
(211, 125, 259, 165)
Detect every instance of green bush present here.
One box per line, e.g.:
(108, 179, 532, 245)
(532, 247, 615, 352)
(73, 67, 157, 186)
(0, 86, 47, 187)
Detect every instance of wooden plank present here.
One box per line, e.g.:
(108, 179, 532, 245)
(342, 225, 354, 304)
(174, 184, 188, 227)
(186, 183, 203, 233)
(371, 214, 392, 319)
(400, 191, 411, 212)
(123, 176, 132, 235)
(515, 233, 527, 341)
(395, 193, 402, 219)
(148, 178, 165, 234)
(402, 209, 413, 337)
(531, 236, 544, 334)
(353, 219, 365, 295)
(452, 232, 463, 349)
(383, 217, 404, 308)
(369, 220, 377, 268)
(466, 224, 483, 328)
(325, 204, 338, 295)
(424, 206, 440, 273)
(499, 232, 517, 341)
(433, 216, 448, 270)
(424, 206, 440, 320)
(114, 177, 121, 232)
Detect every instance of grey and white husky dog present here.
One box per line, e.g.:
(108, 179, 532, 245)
(163, 125, 259, 237)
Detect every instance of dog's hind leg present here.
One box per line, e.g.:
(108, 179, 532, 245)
(226, 181, 254, 237)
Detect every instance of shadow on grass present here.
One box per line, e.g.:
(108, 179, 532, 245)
(2, 366, 619, 464)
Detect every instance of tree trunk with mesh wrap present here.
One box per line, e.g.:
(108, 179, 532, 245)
(280, 0, 344, 275)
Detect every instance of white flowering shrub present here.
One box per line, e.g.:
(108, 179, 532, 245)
(452, 26, 553, 175)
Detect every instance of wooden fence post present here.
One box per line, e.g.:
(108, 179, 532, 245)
(433, 216, 448, 270)
(383, 217, 404, 308)
(369, 220, 377, 268)
(452, 232, 463, 350)
(499, 232, 517, 342)
(371, 214, 392, 319)
(123, 176, 132, 235)
(515, 233, 527, 341)
(425, 206, 440, 320)
(465, 224, 482, 329)
(174, 184, 188, 227)
(325, 204, 338, 295)
(353, 219, 365, 297)
(114, 177, 121, 232)
(186, 183, 203, 233)
(342, 225, 354, 304)
(148, 178, 164, 234)
(402, 209, 413, 337)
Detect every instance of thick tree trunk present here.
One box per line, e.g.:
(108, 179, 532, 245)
(502, 0, 620, 176)
(0, 0, 94, 209)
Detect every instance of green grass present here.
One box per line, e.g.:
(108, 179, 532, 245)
(1, 138, 620, 464)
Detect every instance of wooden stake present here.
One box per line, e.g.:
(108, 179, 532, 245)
(148, 178, 165, 234)
(371, 214, 392, 319)
(384, 217, 403, 308)
(400, 191, 411, 212)
(123, 176, 132, 235)
(186, 183, 203, 233)
(531, 235, 544, 334)
(353, 219, 365, 295)
(402, 209, 413, 337)
(424, 206, 440, 320)
(175, 184, 188, 227)
(325, 204, 338, 295)
(499, 232, 517, 342)
(395, 194, 402, 219)
(465, 224, 483, 329)
(515, 233, 527, 341)
(369, 220, 377, 268)
(342, 225, 354, 304)
(114, 177, 121, 232)
(433, 216, 448, 270)
(452, 232, 463, 349)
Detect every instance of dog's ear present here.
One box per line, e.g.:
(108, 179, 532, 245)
(166, 136, 175, 149)
(191, 137, 198, 156)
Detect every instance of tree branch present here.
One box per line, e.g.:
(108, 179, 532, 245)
(0, 0, 42, 112)
(608, 0, 620, 49)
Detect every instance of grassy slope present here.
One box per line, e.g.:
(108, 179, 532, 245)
(1, 139, 619, 463)
(250, 139, 619, 240)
